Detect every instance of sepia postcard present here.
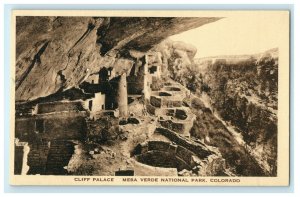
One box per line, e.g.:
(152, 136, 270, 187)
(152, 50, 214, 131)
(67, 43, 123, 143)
(10, 10, 290, 186)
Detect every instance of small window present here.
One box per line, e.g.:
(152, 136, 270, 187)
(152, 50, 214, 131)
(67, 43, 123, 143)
(149, 66, 157, 74)
(89, 100, 93, 111)
(35, 119, 45, 133)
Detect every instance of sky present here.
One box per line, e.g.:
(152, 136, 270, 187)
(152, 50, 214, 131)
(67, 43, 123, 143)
(169, 11, 289, 58)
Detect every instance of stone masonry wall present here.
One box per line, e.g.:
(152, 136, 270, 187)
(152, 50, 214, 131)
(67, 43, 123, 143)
(15, 112, 87, 142)
(156, 127, 216, 159)
(27, 140, 75, 175)
(27, 141, 50, 174)
(14, 145, 24, 175)
(135, 141, 196, 168)
(37, 101, 85, 114)
(45, 140, 75, 175)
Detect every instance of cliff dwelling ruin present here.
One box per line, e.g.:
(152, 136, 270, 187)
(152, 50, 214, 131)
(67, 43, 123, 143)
(14, 16, 278, 177)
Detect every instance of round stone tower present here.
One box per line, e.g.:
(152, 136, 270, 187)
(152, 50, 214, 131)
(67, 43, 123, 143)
(118, 73, 128, 118)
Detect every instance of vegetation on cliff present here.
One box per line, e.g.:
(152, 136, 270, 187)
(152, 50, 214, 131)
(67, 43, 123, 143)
(166, 48, 278, 176)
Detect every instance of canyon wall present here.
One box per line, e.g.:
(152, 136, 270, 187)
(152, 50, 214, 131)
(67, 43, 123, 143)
(194, 51, 278, 176)
(163, 45, 278, 176)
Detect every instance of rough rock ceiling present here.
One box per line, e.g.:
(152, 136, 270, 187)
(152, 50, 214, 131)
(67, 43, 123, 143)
(15, 16, 221, 102)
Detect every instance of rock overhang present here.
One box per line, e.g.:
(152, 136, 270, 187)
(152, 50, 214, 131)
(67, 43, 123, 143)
(15, 16, 222, 102)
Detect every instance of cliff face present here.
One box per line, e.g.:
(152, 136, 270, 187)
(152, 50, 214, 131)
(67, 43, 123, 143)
(165, 47, 278, 176)
(15, 16, 221, 102)
(196, 51, 278, 176)
(151, 39, 197, 77)
(16, 17, 104, 102)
